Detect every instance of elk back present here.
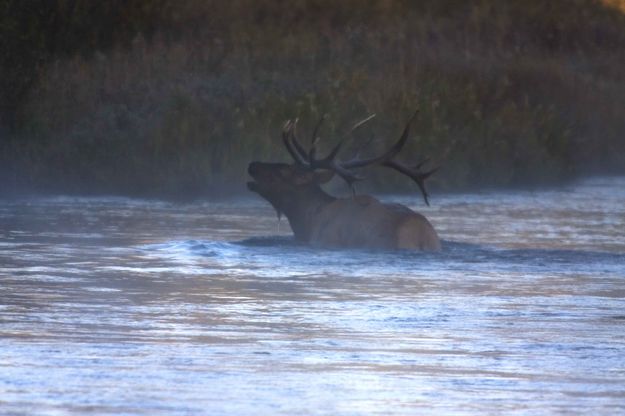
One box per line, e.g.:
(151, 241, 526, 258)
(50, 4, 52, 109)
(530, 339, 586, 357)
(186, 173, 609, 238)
(309, 195, 441, 251)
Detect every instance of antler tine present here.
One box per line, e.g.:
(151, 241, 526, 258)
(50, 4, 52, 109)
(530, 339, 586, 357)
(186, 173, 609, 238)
(347, 113, 376, 136)
(382, 160, 438, 206)
(312, 113, 377, 167)
(290, 118, 309, 162)
(282, 119, 292, 134)
(311, 114, 327, 144)
(341, 109, 419, 169)
(389, 137, 457, 205)
(308, 114, 327, 164)
(282, 119, 308, 166)
(398, 142, 456, 205)
(327, 113, 377, 163)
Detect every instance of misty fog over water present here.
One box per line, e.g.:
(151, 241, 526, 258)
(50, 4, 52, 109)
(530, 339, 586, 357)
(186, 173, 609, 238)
(1, 176, 624, 414)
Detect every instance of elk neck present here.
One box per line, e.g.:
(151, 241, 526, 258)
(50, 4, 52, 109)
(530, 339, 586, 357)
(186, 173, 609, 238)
(276, 185, 335, 242)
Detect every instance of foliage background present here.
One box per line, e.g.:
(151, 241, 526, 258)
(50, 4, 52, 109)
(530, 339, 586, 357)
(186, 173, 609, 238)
(1, 0, 624, 198)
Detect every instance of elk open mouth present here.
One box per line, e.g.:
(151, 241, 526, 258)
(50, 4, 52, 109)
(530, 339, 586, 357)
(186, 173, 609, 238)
(247, 180, 258, 192)
(247, 163, 260, 192)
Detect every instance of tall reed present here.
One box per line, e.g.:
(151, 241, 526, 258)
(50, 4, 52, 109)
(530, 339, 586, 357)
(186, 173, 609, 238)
(4, 0, 624, 197)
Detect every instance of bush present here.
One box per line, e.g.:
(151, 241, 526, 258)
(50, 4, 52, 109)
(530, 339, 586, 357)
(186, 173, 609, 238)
(2, 0, 624, 197)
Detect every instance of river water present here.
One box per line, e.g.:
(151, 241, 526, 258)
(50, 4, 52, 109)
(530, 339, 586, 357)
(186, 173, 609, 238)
(1, 177, 624, 415)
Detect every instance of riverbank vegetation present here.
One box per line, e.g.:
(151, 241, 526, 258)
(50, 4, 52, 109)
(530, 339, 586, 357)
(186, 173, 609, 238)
(2, 0, 624, 198)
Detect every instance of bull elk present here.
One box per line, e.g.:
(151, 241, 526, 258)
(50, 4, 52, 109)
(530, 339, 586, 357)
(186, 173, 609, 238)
(247, 111, 441, 251)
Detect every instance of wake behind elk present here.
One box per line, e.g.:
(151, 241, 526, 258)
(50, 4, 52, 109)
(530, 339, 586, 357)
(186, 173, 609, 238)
(247, 111, 441, 251)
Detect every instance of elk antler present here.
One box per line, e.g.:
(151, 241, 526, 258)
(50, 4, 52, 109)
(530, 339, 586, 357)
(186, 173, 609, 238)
(308, 115, 327, 163)
(282, 120, 308, 166)
(381, 160, 439, 206)
(305, 114, 379, 191)
(339, 110, 419, 170)
(281, 110, 437, 205)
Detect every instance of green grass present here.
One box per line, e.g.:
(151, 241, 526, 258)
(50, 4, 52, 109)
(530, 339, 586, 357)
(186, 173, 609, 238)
(2, 0, 625, 198)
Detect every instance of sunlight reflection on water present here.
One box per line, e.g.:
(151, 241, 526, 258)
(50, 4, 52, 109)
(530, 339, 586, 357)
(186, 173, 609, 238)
(1, 177, 625, 415)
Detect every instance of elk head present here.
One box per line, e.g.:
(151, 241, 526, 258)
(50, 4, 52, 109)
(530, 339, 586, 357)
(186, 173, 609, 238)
(248, 110, 438, 207)
(247, 161, 334, 218)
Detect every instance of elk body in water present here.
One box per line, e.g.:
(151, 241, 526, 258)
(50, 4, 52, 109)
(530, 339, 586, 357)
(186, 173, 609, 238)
(247, 112, 441, 251)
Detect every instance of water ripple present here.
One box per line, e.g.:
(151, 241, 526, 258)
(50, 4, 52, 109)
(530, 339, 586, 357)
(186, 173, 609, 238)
(1, 176, 624, 415)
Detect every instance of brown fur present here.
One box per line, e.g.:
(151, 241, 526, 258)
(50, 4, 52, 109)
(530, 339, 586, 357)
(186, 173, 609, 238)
(310, 196, 440, 250)
(248, 162, 441, 251)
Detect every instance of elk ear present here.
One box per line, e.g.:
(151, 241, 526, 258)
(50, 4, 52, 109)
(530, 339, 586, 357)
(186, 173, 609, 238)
(312, 169, 335, 184)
